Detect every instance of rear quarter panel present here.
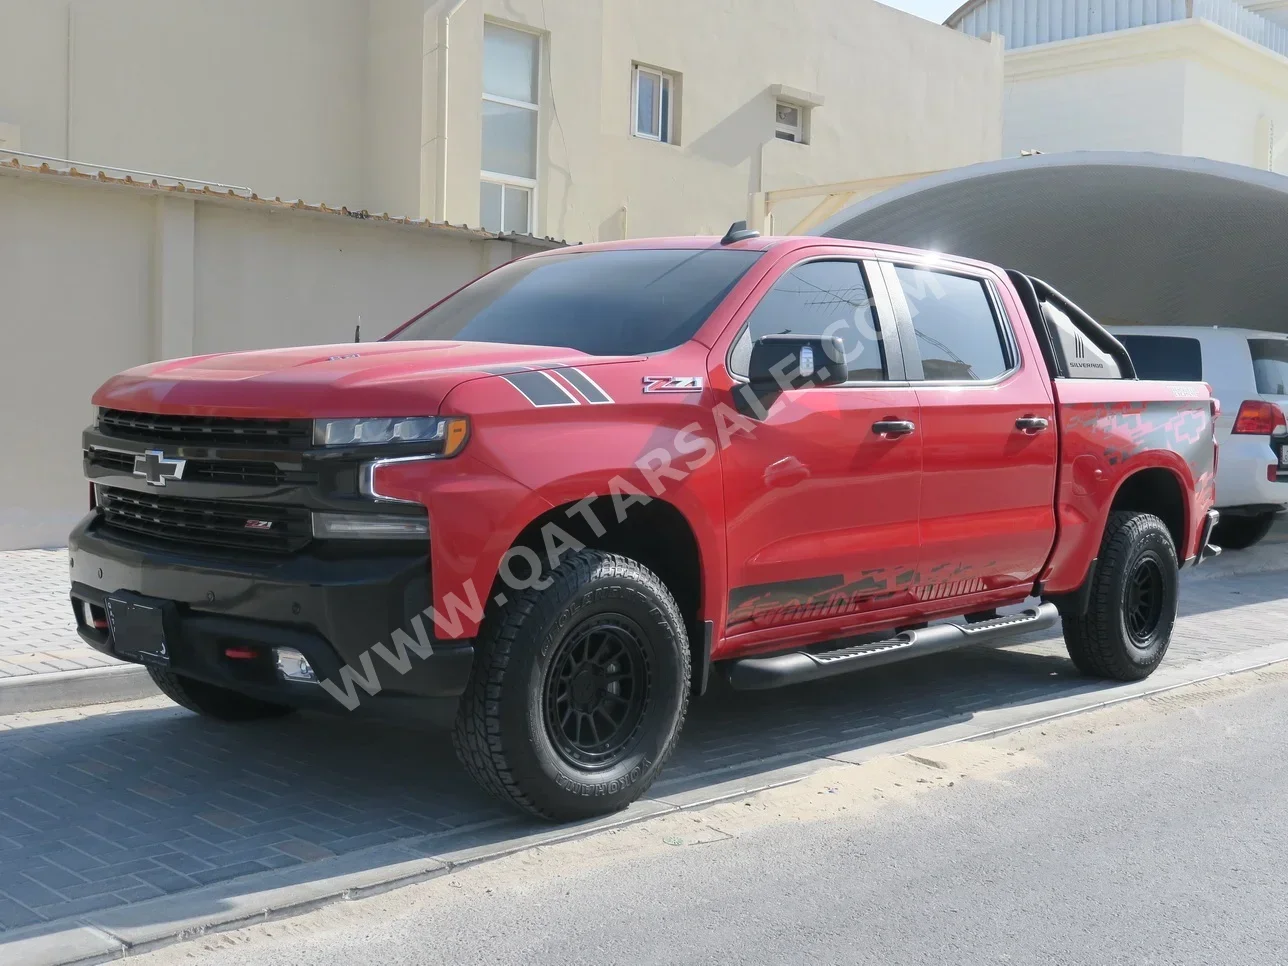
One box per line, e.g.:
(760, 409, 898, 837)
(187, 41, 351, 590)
(1044, 379, 1216, 593)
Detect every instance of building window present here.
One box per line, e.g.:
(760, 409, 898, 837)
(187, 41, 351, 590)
(633, 65, 676, 143)
(775, 101, 806, 143)
(481, 22, 540, 234)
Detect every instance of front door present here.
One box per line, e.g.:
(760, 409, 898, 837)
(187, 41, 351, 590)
(881, 261, 1058, 599)
(718, 257, 923, 639)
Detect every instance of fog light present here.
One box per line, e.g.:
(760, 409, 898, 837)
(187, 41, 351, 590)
(311, 511, 429, 540)
(274, 647, 318, 683)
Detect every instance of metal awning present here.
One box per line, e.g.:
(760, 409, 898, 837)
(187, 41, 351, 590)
(817, 151, 1288, 332)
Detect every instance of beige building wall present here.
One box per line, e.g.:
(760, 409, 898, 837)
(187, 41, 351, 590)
(439, 0, 1003, 240)
(0, 0, 1004, 237)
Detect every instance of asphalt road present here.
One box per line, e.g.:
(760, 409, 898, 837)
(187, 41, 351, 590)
(132, 664, 1288, 966)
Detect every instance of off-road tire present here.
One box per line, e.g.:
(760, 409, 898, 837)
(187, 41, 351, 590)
(1212, 512, 1276, 551)
(453, 549, 691, 822)
(147, 667, 296, 721)
(1063, 511, 1178, 682)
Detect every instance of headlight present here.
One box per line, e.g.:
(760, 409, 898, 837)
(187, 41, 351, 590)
(313, 416, 468, 454)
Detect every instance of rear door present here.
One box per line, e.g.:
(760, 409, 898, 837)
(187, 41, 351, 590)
(881, 261, 1058, 598)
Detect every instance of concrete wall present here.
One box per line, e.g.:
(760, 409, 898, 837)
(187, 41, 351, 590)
(0, 175, 153, 551)
(192, 206, 489, 353)
(0, 169, 539, 550)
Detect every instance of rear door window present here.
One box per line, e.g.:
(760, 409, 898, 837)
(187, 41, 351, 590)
(894, 266, 1009, 381)
(1115, 335, 1203, 381)
(1249, 339, 1288, 395)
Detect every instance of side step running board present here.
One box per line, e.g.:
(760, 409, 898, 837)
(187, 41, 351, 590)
(726, 603, 1061, 691)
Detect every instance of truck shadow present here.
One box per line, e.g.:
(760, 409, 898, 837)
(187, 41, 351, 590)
(0, 566, 1282, 946)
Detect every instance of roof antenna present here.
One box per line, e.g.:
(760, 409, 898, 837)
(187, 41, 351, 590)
(354, 315, 362, 343)
(720, 220, 761, 245)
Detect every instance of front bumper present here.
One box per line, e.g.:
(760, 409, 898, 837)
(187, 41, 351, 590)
(68, 515, 473, 719)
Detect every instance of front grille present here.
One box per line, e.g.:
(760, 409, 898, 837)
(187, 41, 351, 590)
(99, 409, 312, 449)
(97, 487, 311, 554)
(89, 449, 290, 487)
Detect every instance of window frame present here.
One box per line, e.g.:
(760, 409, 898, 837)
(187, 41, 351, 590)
(481, 21, 541, 234)
(878, 260, 1020, 386)
(725, 256, 908, 386)
(479, 179, 534, 236)
(774, 100, 806, 143)
(632, 64, 676, 143)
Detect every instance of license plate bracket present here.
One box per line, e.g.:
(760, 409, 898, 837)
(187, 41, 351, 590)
(106, 595, 172, 667)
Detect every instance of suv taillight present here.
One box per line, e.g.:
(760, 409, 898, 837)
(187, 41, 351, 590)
(1231, 400, 1287, 435)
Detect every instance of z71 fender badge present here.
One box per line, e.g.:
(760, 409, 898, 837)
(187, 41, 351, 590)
(642, 376, 704, 393)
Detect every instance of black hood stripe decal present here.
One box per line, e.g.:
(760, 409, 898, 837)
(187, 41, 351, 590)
(502, 370, 580, 407)
(553, 367, 613, 404)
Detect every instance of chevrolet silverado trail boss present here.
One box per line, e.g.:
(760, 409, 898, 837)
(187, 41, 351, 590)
(70, 227, 1220, 821)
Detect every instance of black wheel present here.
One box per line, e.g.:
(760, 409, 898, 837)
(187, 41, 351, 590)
(1211, 512, 1276, 551)
(147, 667, 296, 721)
(1063, 511, 1178, 682)
(453, 549, 691, 822)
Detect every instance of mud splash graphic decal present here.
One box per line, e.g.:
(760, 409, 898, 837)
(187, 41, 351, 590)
(1062, 401, 1213, 475)
(727, 559, 998, 632)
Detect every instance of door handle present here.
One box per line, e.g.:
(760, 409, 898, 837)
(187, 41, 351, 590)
(1015, 416, 1050, 434)
(872, 419, 915, 437)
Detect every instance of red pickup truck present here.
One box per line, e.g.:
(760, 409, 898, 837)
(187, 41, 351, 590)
(71, 228, 1219, 821)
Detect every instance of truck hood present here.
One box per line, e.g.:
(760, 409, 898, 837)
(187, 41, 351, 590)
(92, 341, 610, 417)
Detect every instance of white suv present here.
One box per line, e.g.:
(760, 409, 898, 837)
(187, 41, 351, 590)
(1110, 326, 1288, 549)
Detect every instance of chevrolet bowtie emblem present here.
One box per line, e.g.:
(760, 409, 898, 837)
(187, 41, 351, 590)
(133, 450, 186, 486)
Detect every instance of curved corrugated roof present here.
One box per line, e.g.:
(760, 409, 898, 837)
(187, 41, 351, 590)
(817, 150, 1288, 332)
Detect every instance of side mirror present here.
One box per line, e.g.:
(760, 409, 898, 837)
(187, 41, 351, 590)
(747, 334, 847, 396)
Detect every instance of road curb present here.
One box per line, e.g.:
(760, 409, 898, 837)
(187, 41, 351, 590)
(6, 639, 1288, 966)
(0, 665, 157, 716)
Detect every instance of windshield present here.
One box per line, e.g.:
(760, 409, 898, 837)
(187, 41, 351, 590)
(390, 248, 762, 356)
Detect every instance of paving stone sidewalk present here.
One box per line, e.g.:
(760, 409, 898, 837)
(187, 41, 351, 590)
(0, 551, 118, 678)
(1, 564, 1287, 943)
